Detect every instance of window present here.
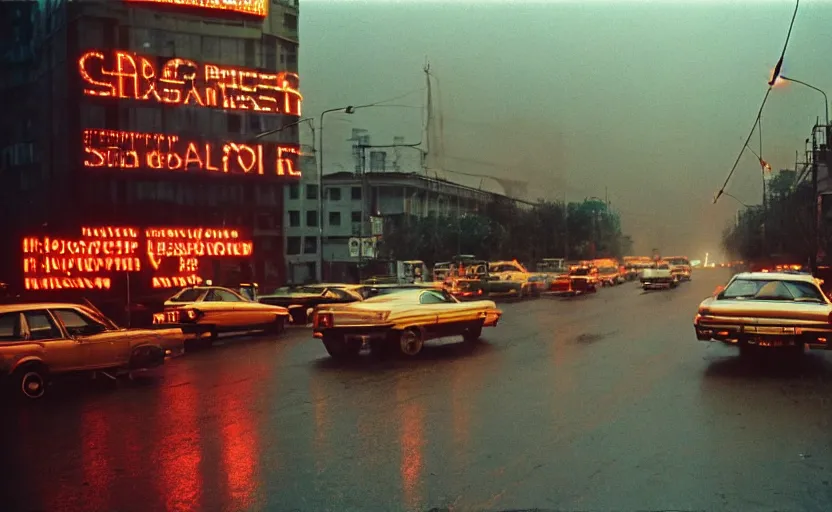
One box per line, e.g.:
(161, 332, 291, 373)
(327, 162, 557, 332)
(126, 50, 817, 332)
(329, 188, 341, 201)
(53, 309, 106, 337)
(284, 13, 298, 30)
(329, 211, 341, 226)
(351, 211, 362, 223)
(289, 183, 299, 200)
(169, 288, 206, 303)
(0, 312, 23, 342)
(303, 236, 318, 254)
(205, 289, 244, 302)
(287, 236, 301, 255)
(721, 279, 825, 302)
(351, 187, 362, 200)
(24, 311, 62, 341)
(306, 184, 318, 200)
(420, 291, 451, 304)
(288, 210, 300, 227)
(306, 210, 318, 227)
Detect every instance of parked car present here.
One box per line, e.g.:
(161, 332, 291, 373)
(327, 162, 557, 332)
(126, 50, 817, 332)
(258, 284, 365, 325)
(312, 288, 502, 359)
(547, 265, 599, 296)
(0, 303, 185, 400)
(694, 272, 832, 356)
(155, 286, 290, 341)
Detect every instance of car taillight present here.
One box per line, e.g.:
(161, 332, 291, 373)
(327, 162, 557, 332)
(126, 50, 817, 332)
(315, 312, 333, 329)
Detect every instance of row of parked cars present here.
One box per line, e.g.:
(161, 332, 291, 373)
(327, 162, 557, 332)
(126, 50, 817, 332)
(0, 280, 504, 400)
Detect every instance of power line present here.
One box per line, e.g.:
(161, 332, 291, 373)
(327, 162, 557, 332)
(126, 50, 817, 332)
(713, 0, 800, 204)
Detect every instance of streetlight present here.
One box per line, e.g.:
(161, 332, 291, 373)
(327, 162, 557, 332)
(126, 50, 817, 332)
(775, 75, 830, 129)
(253, 116, 315, 142)
(318, 106, 356, 280)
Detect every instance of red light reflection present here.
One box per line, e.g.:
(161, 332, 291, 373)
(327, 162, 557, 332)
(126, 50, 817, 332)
(396, 376, 425, 508)
(155, 378, 203, 510)
(219, 378, 259, 508)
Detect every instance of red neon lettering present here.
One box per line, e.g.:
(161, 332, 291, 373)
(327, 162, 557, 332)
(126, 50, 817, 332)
(78, 49, 299, 115)
(123, 0, 268, 17)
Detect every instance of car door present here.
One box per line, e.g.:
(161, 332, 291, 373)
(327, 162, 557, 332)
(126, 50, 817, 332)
(419, 290, 459, 338)
(218, 288, 274, 327)
(4, 310, 83, 372)
(51, 308, 128, 368)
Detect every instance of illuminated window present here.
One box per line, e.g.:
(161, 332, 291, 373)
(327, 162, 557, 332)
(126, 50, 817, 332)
(329, 212, 341, 226)
(287, 236, 301, 255)
(351, 211, 362, 223)
(289, 184, 299, 199)
(328, 188, 341, 201)
(351, 187, 362, 200)
(306, 210, 318, 227)
(288, 210, 300, 227)
(303, 236, 317, 254)
(306, 184, 318, 200)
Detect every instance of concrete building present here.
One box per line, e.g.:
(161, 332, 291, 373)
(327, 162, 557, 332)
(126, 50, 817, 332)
(317, 170, 531, 282)
(0, 0, 301, 291)
(283, 151, 321, 283)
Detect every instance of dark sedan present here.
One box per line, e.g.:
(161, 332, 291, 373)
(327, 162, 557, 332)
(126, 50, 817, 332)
(257, 284, 365, 325)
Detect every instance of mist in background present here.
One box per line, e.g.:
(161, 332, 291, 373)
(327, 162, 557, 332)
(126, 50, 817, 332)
(299, 0, 832, 258)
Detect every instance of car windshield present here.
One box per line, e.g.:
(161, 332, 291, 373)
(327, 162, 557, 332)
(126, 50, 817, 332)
(599, 267, 617, 273)
(721, 278, 826, 302)
(667, 258, 689, 265)
(571, 268, 591, 276)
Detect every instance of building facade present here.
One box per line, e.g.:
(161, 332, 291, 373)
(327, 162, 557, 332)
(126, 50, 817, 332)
(283, 152, 321, 284)
(0, 0, 302, 294)
(314, 170, 525, 283)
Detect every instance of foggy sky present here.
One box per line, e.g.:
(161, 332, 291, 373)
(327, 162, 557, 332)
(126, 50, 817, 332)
(299, 0, 832, 258)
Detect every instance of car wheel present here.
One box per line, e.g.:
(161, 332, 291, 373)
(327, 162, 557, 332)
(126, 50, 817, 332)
(398, 328, 424, 357)
(463, 325, 483, 343)
(322, 334, 361, 360)
(267, 316, 286, 336)
(129, 345, 165, 370)
(12, 363, 49, 400)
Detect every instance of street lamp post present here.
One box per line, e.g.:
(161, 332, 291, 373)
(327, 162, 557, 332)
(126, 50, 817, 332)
(318, 106, 355, 281)
(778, 75, 830, 130)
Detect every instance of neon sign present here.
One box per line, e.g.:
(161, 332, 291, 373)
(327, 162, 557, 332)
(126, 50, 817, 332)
(124, 0, 268, 17)
(23, 226, 254, 290)
(83, 129, 301, 177)
(78, 50, 301, 116)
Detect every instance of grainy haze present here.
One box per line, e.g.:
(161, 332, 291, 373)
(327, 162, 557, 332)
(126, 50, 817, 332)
(300, 0, 832, 258)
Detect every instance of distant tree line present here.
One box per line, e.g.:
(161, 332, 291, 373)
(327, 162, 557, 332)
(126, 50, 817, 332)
(379, 198, 633, 266)
(721, 172, 817, 263)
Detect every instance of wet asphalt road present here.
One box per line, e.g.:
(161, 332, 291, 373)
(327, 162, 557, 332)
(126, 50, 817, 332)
(5, 270, 832, 512)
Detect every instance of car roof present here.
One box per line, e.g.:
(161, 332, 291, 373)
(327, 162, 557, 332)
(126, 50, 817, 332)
(0, 302, 88, 314)
(361, 288, 443, 303)
(732, 272, 817, 283)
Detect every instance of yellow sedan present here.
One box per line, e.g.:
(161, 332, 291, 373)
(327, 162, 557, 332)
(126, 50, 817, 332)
(156, 286, 290, 341)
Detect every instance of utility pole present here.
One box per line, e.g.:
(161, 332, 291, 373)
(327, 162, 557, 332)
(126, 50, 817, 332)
(812, 121, 819, 275)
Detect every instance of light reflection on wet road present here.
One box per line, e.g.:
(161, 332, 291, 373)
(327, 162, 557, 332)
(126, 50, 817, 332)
(5, 270, 832, 511)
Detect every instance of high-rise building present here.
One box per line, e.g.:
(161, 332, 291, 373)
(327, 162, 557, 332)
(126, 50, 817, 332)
(0, 0, 302, 297)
